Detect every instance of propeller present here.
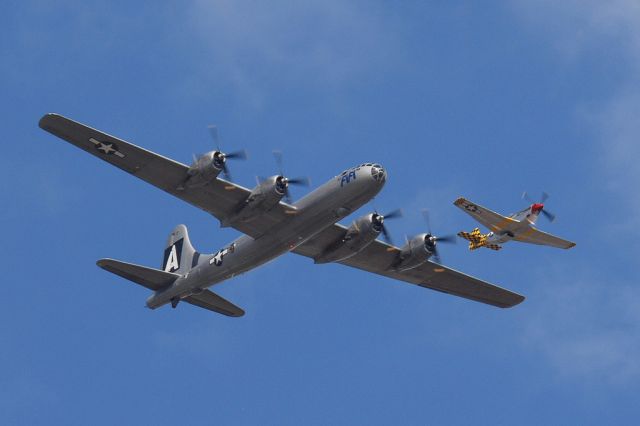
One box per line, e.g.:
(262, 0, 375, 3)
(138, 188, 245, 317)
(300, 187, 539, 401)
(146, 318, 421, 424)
(372, 208, 403, 245)
(522, 191, 556, 222)
(203, 124, 247, 181)
(272, 150, 310, 203)
(421, 209, 456, 264)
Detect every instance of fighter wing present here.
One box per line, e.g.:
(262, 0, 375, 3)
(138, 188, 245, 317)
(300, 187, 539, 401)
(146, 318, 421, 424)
(453, 197, 520, 233)
(513, 227, 576, 249)
(39, 113, 292, 238)
(294, 227, 524, 308)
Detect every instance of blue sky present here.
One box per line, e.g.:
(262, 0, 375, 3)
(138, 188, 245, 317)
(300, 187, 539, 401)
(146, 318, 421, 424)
(3, 1, 640, 424)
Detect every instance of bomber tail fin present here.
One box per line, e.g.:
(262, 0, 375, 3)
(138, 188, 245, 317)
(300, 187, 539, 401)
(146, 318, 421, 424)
(97, 225, 246, 316)
(162, 224, 201, 274)
(97, 225, 200, 289)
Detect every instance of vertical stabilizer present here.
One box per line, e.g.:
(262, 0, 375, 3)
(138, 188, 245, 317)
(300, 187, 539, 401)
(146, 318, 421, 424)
(162, 224, 199, 274)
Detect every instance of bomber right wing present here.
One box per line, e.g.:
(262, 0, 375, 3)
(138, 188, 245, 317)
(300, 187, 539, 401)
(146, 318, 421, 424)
(453, 197, 521, 234)
(513, 227, 576, 249)
(294, 226, 524, 308)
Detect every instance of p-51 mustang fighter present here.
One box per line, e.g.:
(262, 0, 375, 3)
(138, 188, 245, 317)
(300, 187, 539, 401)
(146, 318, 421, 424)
(454, 195, 576, 251)
(39, 113, 524, 316)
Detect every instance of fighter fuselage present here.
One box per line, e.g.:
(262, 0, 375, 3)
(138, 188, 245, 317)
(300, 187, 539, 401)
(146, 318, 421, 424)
(483, 204, 542, 244)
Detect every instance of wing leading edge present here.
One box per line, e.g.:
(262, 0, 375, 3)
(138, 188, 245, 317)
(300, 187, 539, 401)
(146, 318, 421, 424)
(294, 225, 524, 308)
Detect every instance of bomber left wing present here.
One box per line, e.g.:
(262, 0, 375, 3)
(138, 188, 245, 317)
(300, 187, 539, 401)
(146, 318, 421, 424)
(39, 113, 292, 238)
(513, 227, 576, 249)
(294, 226, 524, 308)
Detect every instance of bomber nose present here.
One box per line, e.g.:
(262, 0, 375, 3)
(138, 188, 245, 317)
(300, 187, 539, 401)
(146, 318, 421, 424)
(370, 163, 386, 183)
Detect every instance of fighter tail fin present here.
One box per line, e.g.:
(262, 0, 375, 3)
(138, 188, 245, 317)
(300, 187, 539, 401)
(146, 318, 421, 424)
(162, 224, 201, 274)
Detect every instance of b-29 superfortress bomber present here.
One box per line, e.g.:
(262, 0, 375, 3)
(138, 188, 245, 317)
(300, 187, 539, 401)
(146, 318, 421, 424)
(40, 113, 524, 316)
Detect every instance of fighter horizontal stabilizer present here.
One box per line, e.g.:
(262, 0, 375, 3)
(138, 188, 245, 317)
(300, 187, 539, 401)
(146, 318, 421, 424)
(97, 259, 180, 291)
(184, 290, 245, 317)
(457, 228, 502, 251)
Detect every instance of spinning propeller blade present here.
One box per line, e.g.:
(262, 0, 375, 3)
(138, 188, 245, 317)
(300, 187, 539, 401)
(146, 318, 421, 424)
(421, 209, 455, 264)
(286, 177, 310, 187)
(523, 191, 556, 222)
(541, 209, 556, 222)
(204, 124, 247, 180)
(383, 208, 403, 220)
(272, 150, 310, 203)
(373, 208, 403, 245)
(540, 191, 549, 203)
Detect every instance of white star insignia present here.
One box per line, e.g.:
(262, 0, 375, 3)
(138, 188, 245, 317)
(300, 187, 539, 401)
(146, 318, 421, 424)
(88, 138, 126, 158)
(97, 143, 115, 154)
(209, 247, 231, 266)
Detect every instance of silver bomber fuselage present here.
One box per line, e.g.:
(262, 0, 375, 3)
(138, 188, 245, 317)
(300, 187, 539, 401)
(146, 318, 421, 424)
(146, 164, 386, 309)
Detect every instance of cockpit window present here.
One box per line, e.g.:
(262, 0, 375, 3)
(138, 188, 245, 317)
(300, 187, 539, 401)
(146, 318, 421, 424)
(371, 165, 385, 182)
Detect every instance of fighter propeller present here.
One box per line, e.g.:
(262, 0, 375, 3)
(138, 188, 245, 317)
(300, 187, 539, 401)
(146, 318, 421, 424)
(421, 209, 456, 264)
(522, 191, 556, 222)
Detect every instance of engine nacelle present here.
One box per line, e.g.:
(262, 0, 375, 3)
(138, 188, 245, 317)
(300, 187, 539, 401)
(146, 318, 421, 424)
(232, 175, 287, 222)
(314, 213, 383, 263)
(393, 233, 435, 272)
(183, 151, 225, 188)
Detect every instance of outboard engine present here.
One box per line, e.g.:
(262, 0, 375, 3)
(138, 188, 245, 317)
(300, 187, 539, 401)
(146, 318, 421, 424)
(181, 150, 226, 189)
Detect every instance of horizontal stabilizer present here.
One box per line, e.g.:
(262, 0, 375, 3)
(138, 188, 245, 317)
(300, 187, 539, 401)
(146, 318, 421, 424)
(457, 228, 502, 250)
(185, 290, 245, 317)
(97, 258, 179, 291)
